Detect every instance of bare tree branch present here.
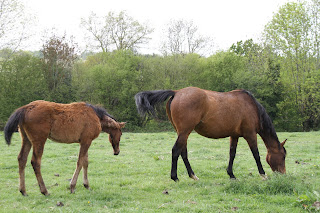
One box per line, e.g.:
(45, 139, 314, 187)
(161, 19, 214, 56)
(0, 0, 33, 51)
(81, 11, 154, 52)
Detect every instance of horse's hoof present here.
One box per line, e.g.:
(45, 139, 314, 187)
(230, 177, 237, 180)
(227, 172, 236, 179)
(190, 174, 199, 181)
(20, 190, 28, 196)
(171, 176, 179, 182)
(42, 191, 50, 196)
(70, 184, 76, 193)
(260, 174, 268, 180)
(83, 184, 91, 190)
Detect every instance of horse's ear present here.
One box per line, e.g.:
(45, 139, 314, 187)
(119, 122, 126, 129)
(281, 139, 287, 147)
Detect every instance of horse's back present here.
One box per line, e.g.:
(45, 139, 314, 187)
(201, 90, 259, 138)
(170, 88, 259, 138)
(20, 101, 101, 143)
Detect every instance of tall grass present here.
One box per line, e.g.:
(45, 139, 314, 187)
(0, 131, 319, 212)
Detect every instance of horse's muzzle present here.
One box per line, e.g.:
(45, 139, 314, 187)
(114, 150, 120, 155)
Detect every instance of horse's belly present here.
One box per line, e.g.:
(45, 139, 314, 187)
(48, 129, 81, 143)
(49, 121, 84, 143)
(194, 128, 232, 139)
(194, 121, 241, 139)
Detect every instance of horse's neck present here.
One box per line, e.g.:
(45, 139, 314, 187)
(260, 134, 280, 152)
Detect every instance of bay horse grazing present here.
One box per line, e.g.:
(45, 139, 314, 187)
(135, 87, 286, 181)
(4, 100, 126, 196)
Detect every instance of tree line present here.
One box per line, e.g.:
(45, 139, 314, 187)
(0, 1, 319, 132)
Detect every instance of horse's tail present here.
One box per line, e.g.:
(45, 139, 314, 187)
(4, 107, 26, 145)
(242, 90, 279, 142)
(135, 90, 176, 116)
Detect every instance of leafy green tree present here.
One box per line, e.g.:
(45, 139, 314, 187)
(200, 51, 245, 92)
(0, 52, 47, 128)
(230, 40, 284, 122)
(264, 1, 320, 130)
(73, 50, 142, 128)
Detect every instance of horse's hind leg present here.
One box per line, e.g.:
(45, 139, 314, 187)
(70, 141, 91, 193)
(166, 98, 177, 132)
(181, 145, 198, 180)
(171, 134, 185, 181)
(31, 141, 49, 196)
(227, 136, 239, 179)
(171, 131, 198, 181)
(18, 129, 32, 196)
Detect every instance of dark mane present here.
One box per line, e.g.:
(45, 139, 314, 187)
(85, 103, 116, 121)
(241, 90, 279, 143)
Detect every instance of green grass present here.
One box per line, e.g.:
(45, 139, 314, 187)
(0, 131, 319, 212)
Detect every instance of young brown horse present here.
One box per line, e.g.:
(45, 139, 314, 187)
(135, 87, 287, 181)
(4, 100, 125, 196)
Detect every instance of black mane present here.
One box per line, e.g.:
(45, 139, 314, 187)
(85, 103, 116, 121)
(241, 90, 279, 143)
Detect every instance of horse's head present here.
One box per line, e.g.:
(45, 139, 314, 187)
(101, 116, 126, 155)
(266, 139, 287, 173)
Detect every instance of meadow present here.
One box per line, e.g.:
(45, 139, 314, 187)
(0, 131, 319, 212)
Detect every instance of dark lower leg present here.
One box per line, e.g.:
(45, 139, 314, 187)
(181, 148, 198, 180)
(250, 147, 265, 175)
(227, 137, 238, 179)
(171, 143, 180, 181)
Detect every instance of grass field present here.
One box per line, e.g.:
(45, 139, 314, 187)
(0, 131, 319, 212)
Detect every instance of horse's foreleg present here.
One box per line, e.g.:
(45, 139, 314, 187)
(250, 146, 266, 176)
(18, 132, 32, 196)
(31, 143, 49, 196)
(227, 137, 239, 179)
(245, 136, 266, 176)
(82, 152, 90, 190)
(70, 142, 91, 193)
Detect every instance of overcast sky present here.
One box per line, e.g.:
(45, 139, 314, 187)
(23, 0, 290, 54)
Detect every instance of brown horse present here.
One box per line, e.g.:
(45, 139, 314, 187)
(4, 100, 125, 196)
(135, 87, 287, 181)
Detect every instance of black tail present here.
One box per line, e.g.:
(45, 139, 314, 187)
(135, 90, 176, 116)
(4, 107, 26, 145)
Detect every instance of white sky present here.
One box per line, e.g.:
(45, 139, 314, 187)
(23, 0, 290, 54)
